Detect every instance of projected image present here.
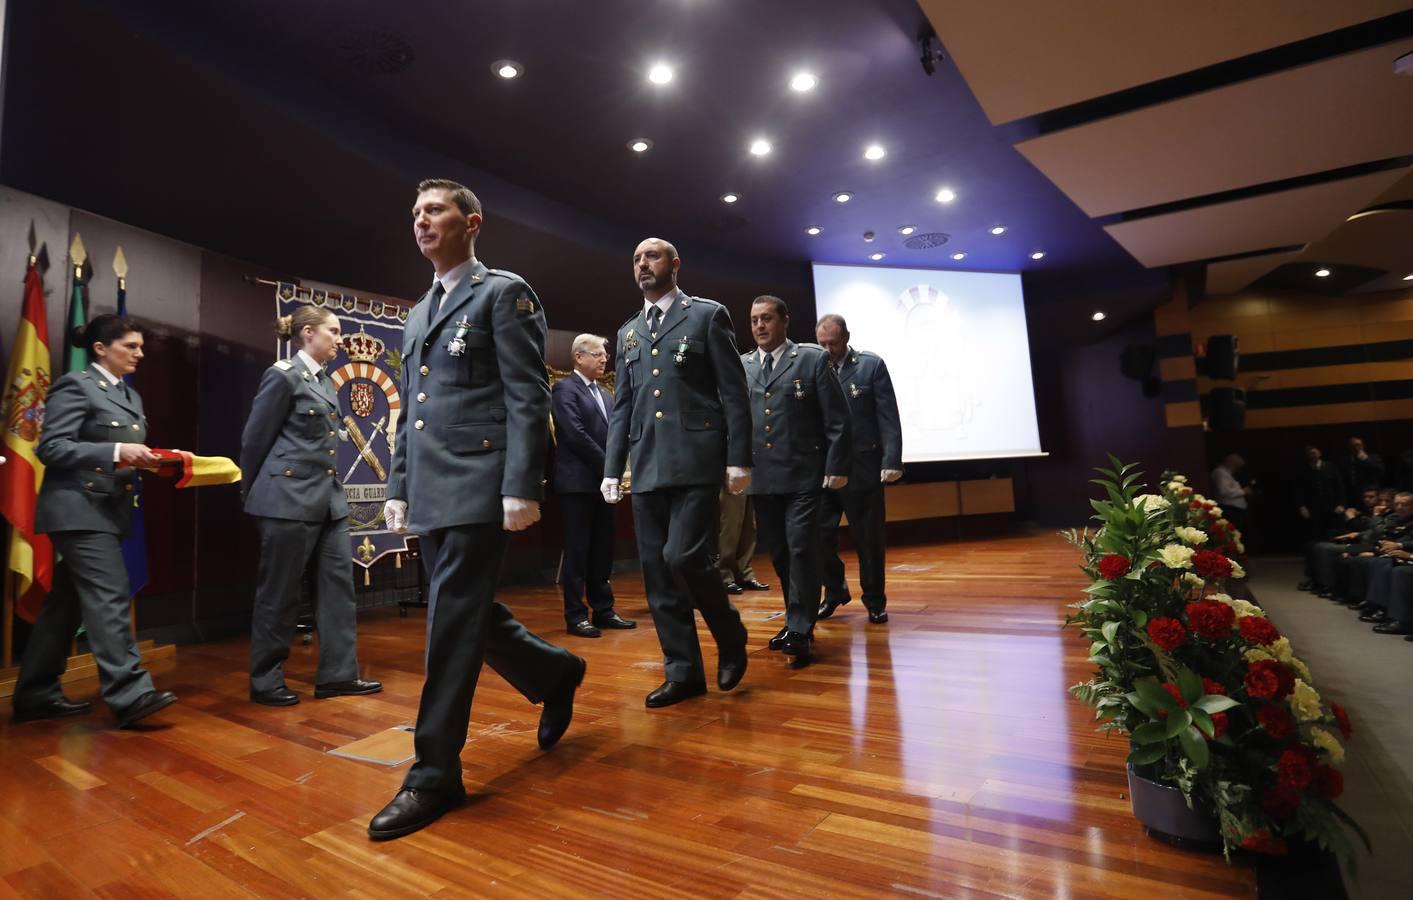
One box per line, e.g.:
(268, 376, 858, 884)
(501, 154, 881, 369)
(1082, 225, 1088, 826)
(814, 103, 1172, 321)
(812, 263, 1043, 463)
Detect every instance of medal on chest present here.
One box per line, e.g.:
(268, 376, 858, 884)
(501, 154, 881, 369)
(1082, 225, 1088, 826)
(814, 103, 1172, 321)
(673, 336, 690, 367)
(623, 328, 638, 351)
(793, 378, 805, 400)
(849, 382, 861, 399)
(447, 318, 472, 357)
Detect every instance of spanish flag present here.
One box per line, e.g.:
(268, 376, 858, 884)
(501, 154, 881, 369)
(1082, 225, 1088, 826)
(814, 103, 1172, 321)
(121, 449, 241, 488)
(0, 261, 55, 623)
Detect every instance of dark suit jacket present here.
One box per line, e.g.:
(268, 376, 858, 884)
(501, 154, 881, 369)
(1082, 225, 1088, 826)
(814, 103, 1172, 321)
(741, 340, 852, 495)
(240, 358, 348, 521)
(552, 373, 612, 493)
(604, 290, 752, 492)
(35, 368, 146, 535)
(833, 347, 903, 486)
(386, 260, 551, 532)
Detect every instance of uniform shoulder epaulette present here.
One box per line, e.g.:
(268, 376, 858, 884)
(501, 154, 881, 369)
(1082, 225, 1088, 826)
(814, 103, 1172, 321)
(796, 341, 825, 352)
(273, 359, 294, 371)
(687, 295, 720, 309)
(485, 267, 524, 283)
(855, 349, 881, 360)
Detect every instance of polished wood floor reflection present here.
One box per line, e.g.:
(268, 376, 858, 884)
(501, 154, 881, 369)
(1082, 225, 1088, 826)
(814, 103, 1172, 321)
(0, 533, 1256, 897)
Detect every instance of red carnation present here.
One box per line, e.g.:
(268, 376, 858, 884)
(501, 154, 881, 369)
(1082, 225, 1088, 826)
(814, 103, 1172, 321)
(1277, 747, 1316, 790)
(1192, 549, 1234, 580)
(1189, 500, 1203, 510)
(1240, 830, 1288, 855)
(1258, 704, 1296, 740)
(1097, 554, 1130, 580)
(1146, 617, 1187, 651)
(1186, 600, 1236, 639)
(1262, 786, 1302, 820)
(1201, 677, 1227, 696)
(1330, 702, 1352, 739)
(1162, 682, 1188, 709)
(1238, 616, 1280, 646)
(1246, 659, 1295, 700)
(1313, 765, 1344, 800)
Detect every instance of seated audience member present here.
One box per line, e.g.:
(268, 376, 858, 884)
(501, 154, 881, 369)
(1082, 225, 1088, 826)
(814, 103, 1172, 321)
(1340, 491, 1413, 616)
(1377, 559, 1413, 640)
(1300, 486, 1380, 593)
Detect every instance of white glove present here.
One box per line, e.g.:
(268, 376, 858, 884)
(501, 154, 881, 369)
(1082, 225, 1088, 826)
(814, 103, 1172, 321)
(383, 499, 408, 533)
(503, 496, 541, 532)
(600, 477, 622, 504)
(725, 466, 751, 495)
(881, 468, 903, 484)
(822, 475, 849, 491)
(1298, 506, 1311, 520)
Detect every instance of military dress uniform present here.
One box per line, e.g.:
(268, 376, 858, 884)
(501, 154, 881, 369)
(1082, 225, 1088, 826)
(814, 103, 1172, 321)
(239, 350, 363, 697)
(604, 287, 752, 691)
(12, 366, 159, 719)
(742, 341, 852, 650)
(819, 347, 903, 618)
(388, 259, 582, 793)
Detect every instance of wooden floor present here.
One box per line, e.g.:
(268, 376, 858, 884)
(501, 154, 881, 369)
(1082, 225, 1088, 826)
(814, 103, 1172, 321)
(0, 532, 1256, 898)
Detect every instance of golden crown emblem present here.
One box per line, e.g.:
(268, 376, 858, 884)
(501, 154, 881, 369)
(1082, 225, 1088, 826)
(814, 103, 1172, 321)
(343, 327, 385, 363)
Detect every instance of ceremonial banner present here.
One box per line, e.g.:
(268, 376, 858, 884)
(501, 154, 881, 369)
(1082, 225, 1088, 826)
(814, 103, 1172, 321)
(274, 283, 410, 567)
(1, 261, 55, 622)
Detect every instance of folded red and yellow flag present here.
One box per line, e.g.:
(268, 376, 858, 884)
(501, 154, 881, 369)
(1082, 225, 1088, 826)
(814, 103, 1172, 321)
(119, 449, 242, 488)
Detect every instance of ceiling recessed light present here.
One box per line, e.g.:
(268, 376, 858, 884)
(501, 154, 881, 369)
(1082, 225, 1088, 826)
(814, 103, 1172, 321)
(492, 60, 523, 79)
(806, 225, 822, 236)
(990, 225, 1007, 236)
(1404, 273, 1413, 281)
(1030, 250, 1046, 260)
(720, 192, 741, 204)
(951, 252, 966, 261)
(628, 138, 652, 153)
(789, 71, 817, 92)
(647, 62, 674, 85)
(749, 138, 772, 157)
(870, 252, 885, 261)
(1315, 267, 1332, 278)
(898, 225, 916, 236)
(863, 231, 876, 242)
(864, 144, 886, 161)
(935, 188, 956, 204)
(1092, 311, 1107, 322)
(833, 191, 853, 204)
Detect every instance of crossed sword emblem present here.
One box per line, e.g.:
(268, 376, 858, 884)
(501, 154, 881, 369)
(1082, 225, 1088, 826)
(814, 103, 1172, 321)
(343, 414, 388, 482)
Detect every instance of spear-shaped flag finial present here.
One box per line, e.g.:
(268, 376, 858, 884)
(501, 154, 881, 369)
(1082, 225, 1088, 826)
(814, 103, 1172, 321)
(114, 246, 129, 290)
(69, 232, 88, 280)
(27, 221, 37, 263)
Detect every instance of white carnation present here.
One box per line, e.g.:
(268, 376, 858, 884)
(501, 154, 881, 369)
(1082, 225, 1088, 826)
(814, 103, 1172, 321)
(1289, 679, 1323, 722)
(1134, 494, 1171, 513)
(1183, 573, 1205, 589)
(1158, 544, 1195, 569)
(1244, 647, 1273, 664)
(1311, 727, 1344, 764)
(1229, 560, 1246, 579)
(1174, 526, 1209, 546)
(1172, 475, 1188, 484)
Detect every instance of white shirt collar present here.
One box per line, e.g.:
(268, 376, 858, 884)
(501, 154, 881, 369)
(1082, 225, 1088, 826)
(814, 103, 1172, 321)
(574, 370, 597, 387)
(643, 286, 682, 319)
(90, 362, 121, 386)
(434, 255, 478, 297)
(296, 349, 324, 377)
(758, 342, 788, 366)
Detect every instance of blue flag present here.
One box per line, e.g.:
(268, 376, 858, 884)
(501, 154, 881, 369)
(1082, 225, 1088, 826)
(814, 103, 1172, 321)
(117, 283, 149, 596)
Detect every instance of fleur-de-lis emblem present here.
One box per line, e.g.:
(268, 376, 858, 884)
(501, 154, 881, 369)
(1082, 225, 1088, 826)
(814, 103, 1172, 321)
(357, 536, 376, 563)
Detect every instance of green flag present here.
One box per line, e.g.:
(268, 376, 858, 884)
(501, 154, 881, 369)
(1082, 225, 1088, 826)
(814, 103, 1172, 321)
(64, 233, 89, 373)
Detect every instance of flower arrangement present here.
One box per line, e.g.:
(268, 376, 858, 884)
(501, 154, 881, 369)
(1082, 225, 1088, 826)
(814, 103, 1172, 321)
(1064, 458, 1368, 866)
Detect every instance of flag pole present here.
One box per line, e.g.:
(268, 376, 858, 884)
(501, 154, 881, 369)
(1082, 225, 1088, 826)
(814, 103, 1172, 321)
(3, 560, 13, 669)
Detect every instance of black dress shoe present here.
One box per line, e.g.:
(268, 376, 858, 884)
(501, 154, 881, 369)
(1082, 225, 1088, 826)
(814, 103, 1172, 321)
(645, 680, 706, 708)
(818, 596, 851, 619)
(368, 786, 467, 840)
(768, 626, 789, 651)
(1358, 610, 1387, 623)
(724, 581, 744, 595)
(717, 626, 748, 692)
(315, 679, 383, 699)
(539, 655, 587, 750)
(739, 579, 771, 591)
(1316, 590, 1333, 598)
(1296, 579, 1314, 591)
(781, 631, 813, 667)
(868, 610, 889, 624)
(13, 696, 91, 723)
(1374, 620, 1412, 635)
(1343, 599, 1365, 609)
(116, 690, 178, 727)
(251, 686, 300, 706)
(592, 611, 637, 630)
(567, 620, 602, 638)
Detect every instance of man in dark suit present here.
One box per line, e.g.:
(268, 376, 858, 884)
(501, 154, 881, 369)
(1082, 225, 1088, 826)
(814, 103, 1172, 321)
(368, 179, 586, 841)
(815, 314, 904, 624)
(742, 297, 851, 666)
(551, 333, 636, 637)
(601, 238, 752, 708)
